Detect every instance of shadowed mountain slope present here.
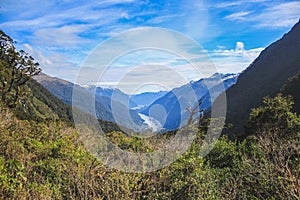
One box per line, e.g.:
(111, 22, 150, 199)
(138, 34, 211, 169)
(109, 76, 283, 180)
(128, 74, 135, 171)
(213, 21, 300, 137)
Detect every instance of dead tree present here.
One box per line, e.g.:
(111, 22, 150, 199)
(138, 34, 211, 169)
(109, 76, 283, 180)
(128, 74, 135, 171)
(186, 98, 204, 126)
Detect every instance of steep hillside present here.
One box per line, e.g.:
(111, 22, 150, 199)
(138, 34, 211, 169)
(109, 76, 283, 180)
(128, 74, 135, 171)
(34, 73, 147, 131)
(6, 73, 122, 133)
(17, 77, 123, 133)
(213, 21, 300, 137)
(34, 73, 74, 105)
(34, 73, 113, 121)
(142, 73, 238, 130)
(19, 79, 74, 122)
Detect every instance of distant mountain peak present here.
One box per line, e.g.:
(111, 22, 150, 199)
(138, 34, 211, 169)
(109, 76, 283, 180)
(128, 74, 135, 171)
(34, 73, 72, 85)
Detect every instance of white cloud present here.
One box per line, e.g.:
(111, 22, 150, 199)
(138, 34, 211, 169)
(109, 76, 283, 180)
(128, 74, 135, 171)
(217, 45, 226, 49)
(211, 0, 270, 8)
(181, 0, 209, 39)
(223, 1, 300, 29)
(75, 27, 220, 93)
(23, 44, 52, 65)
(34, 27, 81, 47)
(33, 25, 92, 48)
(210, 42, 264, 73)
(254, 1, 300, 28)
(147, 14, 184, 24)
(23, 43, 79, 82)
(2, 0, 286, 90)
(213, 2, 243, 8)
(0, 0, 142, 49)
(235, 41, 245, 51)
(86, 40, 264, 85)
(224, 11, 252, 20)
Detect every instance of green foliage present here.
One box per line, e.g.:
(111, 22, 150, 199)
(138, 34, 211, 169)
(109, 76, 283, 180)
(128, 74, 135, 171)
(205, 136, 240, 168)
(281, 71, 300, 113)
(0, 31, 299, 199)
(0, 94, 299, 199)
(23, 79, 74, 122)
(0, 30, 41, 108)
(240, 95, 300, 199)
(0, 30, 75, 124)
(0, 105, 102, 199)
(246, 94, 300, 138)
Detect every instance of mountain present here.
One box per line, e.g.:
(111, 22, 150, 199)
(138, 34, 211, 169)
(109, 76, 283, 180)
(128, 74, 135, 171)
(86, 86, 138, 108)
(213, 21, 300, 137)
(86, 86, 167, 109)
(130, 91, 168, 108)
(141, 73, 238, 130)
(34, 73, 146, 131)
(35, 73, 238, 132)
(12, 78, 74, 123)
(34, 73, 74, 105)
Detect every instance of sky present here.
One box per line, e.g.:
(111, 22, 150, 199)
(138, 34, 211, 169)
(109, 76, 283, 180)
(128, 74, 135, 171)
(1, 0, 300, 93)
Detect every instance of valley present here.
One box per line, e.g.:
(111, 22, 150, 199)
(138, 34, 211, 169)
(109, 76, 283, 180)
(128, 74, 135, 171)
(35, 72, 238, 132)
(0, 2, 299, 199)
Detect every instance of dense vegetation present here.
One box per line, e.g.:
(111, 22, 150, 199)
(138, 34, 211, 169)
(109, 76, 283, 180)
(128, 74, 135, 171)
(1, 93, 299, 199)
(0, 30, 299, 199)
(281, 71, 300, 113)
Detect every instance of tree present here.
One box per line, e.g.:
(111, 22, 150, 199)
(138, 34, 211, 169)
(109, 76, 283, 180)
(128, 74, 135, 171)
(0, 30, 41, 107)
(242, 94, 300, 199)
(186, 98, 204, 126)
(246, 94, 300, 139)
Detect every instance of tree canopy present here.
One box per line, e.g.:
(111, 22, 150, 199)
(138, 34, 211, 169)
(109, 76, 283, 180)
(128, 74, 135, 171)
(0, 30, 41, 108)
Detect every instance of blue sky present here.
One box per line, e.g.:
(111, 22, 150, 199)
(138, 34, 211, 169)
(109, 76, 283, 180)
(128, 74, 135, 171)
(1, 0, 300, 93)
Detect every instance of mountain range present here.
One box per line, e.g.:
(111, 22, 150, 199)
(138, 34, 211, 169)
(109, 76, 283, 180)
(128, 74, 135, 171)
(34, 72, 238, 132)
(33, 21, 300, 135)
(34, 73, 147, 131)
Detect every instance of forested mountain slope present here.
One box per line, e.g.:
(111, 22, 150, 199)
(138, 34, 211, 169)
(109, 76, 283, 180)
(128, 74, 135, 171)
(34, 73, 146, 131)
(281, 71, 300, 113)
(15, 78, 74, 122)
